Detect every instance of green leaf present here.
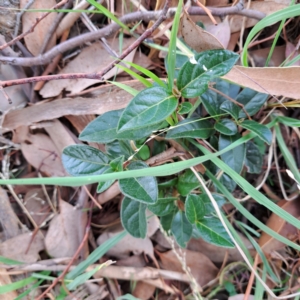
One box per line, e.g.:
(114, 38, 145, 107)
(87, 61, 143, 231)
(201, 79, 230, 115)
(110, 156, 124, 172)
(219, 173, 237, 193)
(166, 117, 214, 139)
(219, 133, 245, 175)
(148, 197, 177, 216)
(195, 217, 234, 248)
(80, 109, 165, 143)
(161, 211, 176, 232)
(171, 210, 193, 248)
(121, 197, 147, 238)
(97, 168, 115, 193)
(214, 119, 237, 136)
(220, 100, 240, 120)
(177, 102, 193, 114)
(276, 115, 300, 127)
(185, 194, 206, 224)
(198, 193, 227, 215)
(177, 169, 201, 196)
(117, 87, 178, 132)
(62, 145, 110, 176)
(119, 161, 158, 204)
(240, 120, 272, 144)
(137, 145, 150, 161)
(177, 50, 239, 98)
(244, 141, 263, 174)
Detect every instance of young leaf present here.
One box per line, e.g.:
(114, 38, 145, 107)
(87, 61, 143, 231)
(119, 161, 158, 204)
(110, 156, 124, 172)
(214, 119, 237, 136)
(194, 217, 234, 248)
(171, 210, 193, 248)
(185, 194, 206, 224)
(177, 50, 239, 98)
(219, 133, 245, 175)
(177, 169, 201, 196)
(121, 197, 147, 238)
(80, 109, 164, 144)
(148, 197, 177, 216)
(240, 120, 272, 145)
(166, 117, 214, 139)
(244, 141, 263, 174)
(117, 87, 178, 132)
(62, 145, 110, 176)
(178, 102, 193, 114)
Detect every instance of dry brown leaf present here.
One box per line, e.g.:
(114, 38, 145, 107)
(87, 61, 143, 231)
(20, 132, 67, 177)
(40, 38, 136, 98)
(205, 18, 231, 49)
(24, 188, 52, 227)
(227, 32, 240, 51)
(223, 65, 300, 98)
(133, 51, 153, 70)
(250, 45, 286, 67)
(188, 234, 255, 263)
(0, 268, 18, 299)
(97, 226, 154, 259)
(132, 281, 156, 300)
(285, 42, 300, 66)
(259, 199, 300, 254)
(229, 295, 255, 300)
(0, 232, 44, 263)
(2, 80, 146, 133)
(181, 11, 224, 52)
(157, 249, 218, 286)
(45, 200, 82, 258)
(20, 0, 57, 56)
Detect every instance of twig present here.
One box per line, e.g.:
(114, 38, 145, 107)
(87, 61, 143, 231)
(0, 0, 172, 88)
(0, 6, 265, 67)
(0, 0, 68, 51)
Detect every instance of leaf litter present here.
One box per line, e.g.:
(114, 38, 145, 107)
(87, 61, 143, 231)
(1, 0, 300, 299)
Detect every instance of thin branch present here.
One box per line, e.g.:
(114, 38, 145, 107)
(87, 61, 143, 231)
(0, 6, 265, 67)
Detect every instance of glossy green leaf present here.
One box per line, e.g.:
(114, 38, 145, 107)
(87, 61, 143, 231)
(117, 87, 178, 132)
(177, 169, 201, 196)
(119, 161, 158, 204)
(195, 217, 234, 247)
(198, 193, 227, 215)
(148, 197, 177, 216)
(171, 211, 193, 248)
(178, 102, 193, 114)
(166, 117, 214, 139)
(244, 141, 263, 174)
(121, 197, 147, 238)
(185, 194, 205, 224)
(80, 109, 165, 143)
(220, 100, 240, 120)
(177, 50, 239, 98)
(158, 178, 178, 188)
(161, 211, 176, 232)
(219, 133, 245, 175)
(214, 119, 237, 136)
(201, 79, 230, 115)
(240, 120, 272, 144)
(62, 145, 110, 176)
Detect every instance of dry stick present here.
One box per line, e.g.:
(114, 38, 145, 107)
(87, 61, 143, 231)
(208, 86, 252, 120)
(0, 0, 68, 51)
(0, 1, 171, 88)
(0, 5, 265, 67)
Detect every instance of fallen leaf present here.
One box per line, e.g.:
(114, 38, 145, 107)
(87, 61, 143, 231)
(205, 18, 231, 49)
(157, 249, 218, 286)
(250, 45, 286, 67)
(285, 42, 300, 66)
(229, 295, 255, 300)
(0, 268, 18, 299)
(259, 199, 300, 254)
(132, 281, 156, 300)
(223, 65, 300, 98)
(2, 80, 146, 133)
(181, 11, 224, 52)
(40, 38, 136, 97)
(21, 0, 57, 56)
(45, 200, 82, 258)
(97, 226, 154, 259)
(0, 232, 44, 263)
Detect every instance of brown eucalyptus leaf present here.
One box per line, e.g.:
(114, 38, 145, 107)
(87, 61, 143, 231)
(0, 232, 44, 263)
(45, 200, 82, 258)
(205, 18, 231, 49)
(181, 11, 223, 52)
(223, 65, 300, 98)
(21, 0, 57, 56)
(157, 249, 218, 286)
(132, 281, 156, 300)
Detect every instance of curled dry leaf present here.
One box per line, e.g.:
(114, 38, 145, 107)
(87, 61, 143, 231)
(223, 65, 300, 98)
(0, 232, 44, 263)
(97, 226, 154, 259)
(259, 199, 300, 254)
(40, 38, 136, 98)
(181, 11, 224, 52)
(157, 249, 218, 287)
(20, 0, 57, 56)
(45, 200, 82, 258)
